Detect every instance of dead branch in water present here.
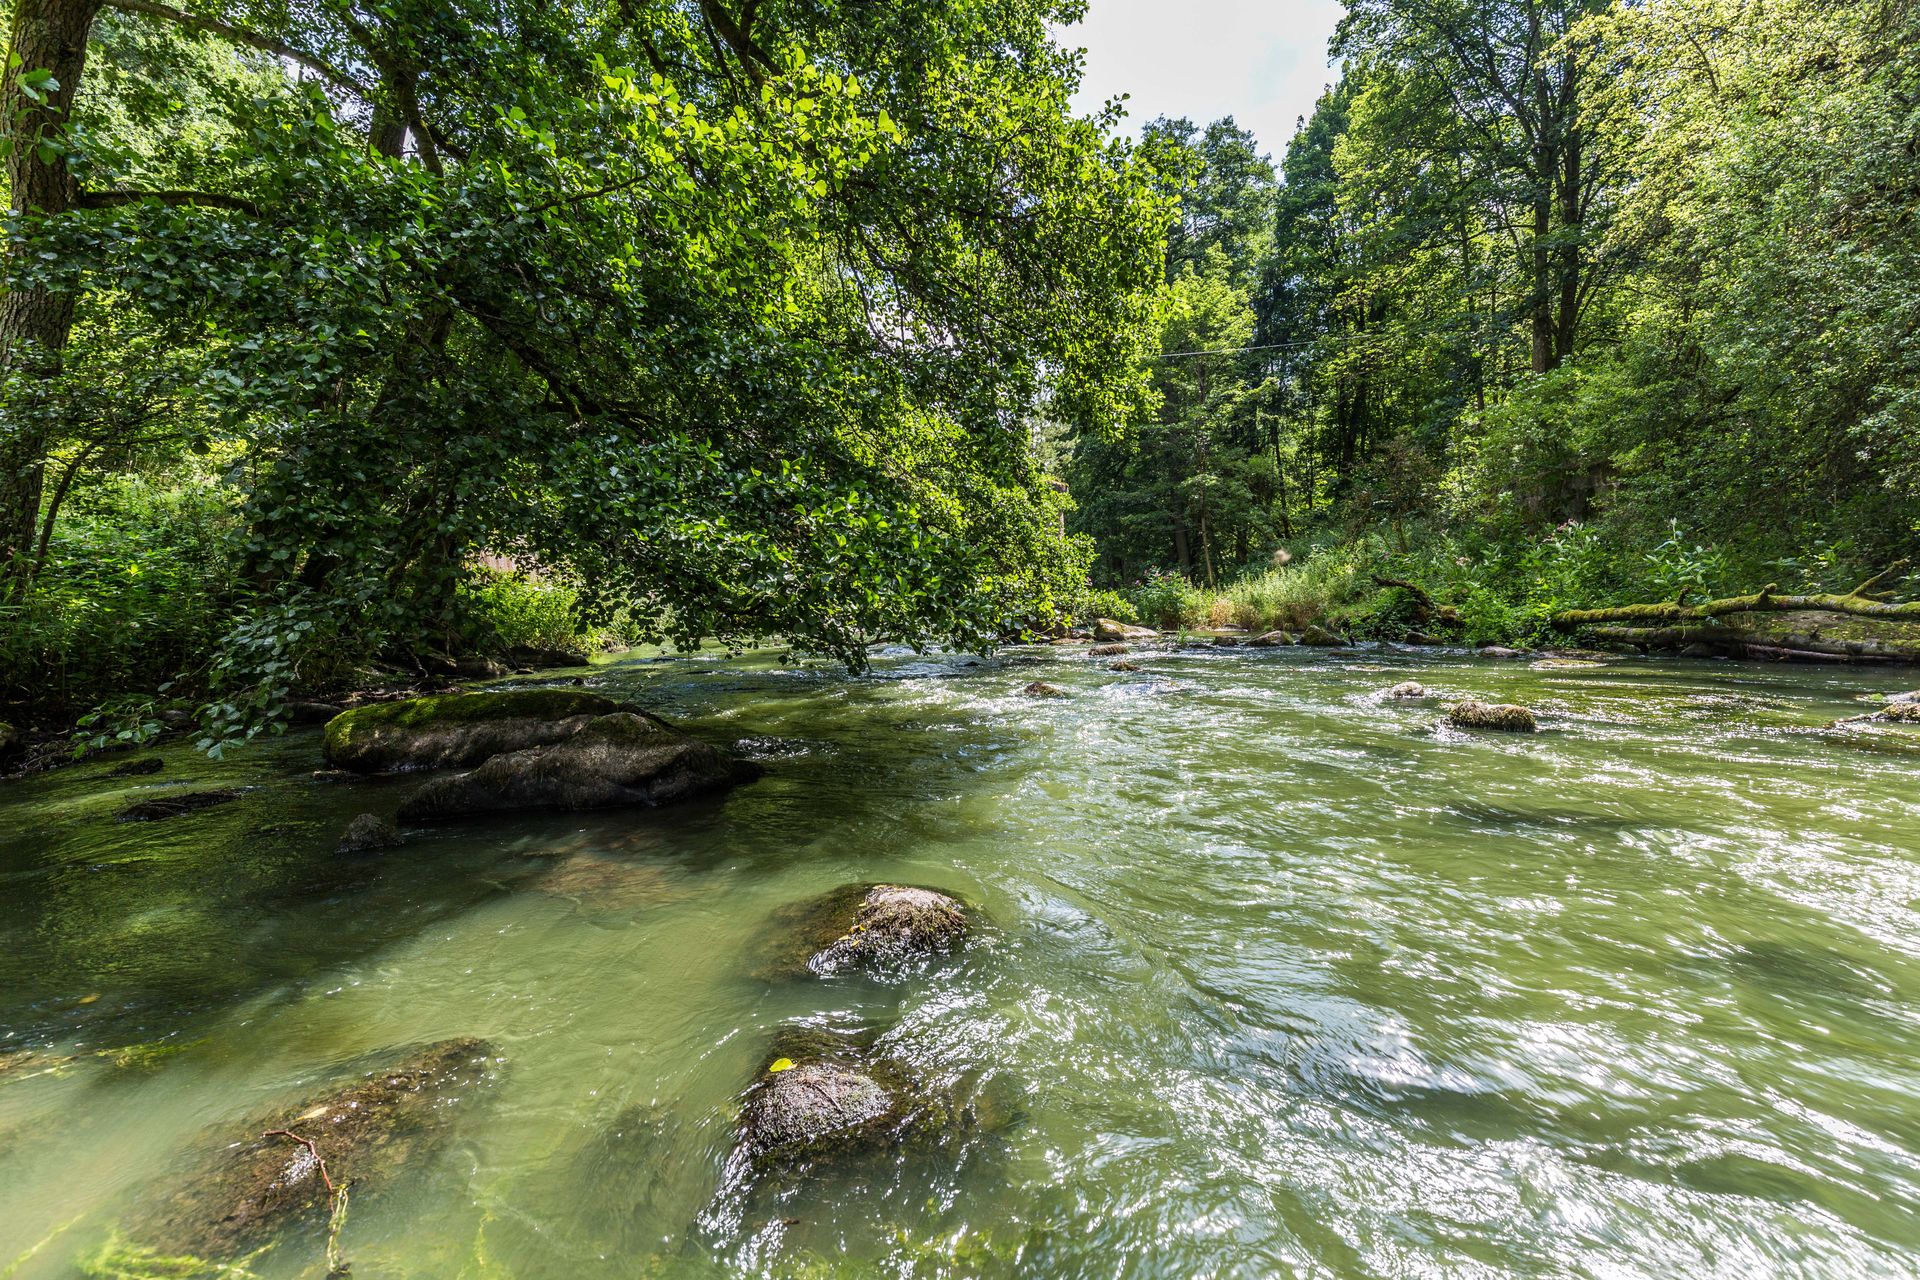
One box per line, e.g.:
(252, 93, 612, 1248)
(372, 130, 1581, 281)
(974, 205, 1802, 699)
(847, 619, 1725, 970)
(1552, 561, 1918, 628)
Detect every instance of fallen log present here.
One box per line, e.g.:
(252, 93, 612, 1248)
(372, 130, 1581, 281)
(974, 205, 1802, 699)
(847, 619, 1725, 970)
(1585, 625, 1918, 664)
(1370, 576, 1462, 626)
(1552, 562, 1918, 628)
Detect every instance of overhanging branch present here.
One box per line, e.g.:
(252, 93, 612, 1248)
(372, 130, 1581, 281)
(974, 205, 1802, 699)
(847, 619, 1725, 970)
(102, 0, 374, 100)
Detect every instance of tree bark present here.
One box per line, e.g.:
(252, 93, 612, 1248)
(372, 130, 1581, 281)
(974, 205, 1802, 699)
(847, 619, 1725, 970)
(0, 0, 102, 587)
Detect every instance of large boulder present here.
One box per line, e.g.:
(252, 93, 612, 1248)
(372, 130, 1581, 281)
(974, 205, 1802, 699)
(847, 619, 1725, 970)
(1091, 618, 1157, 642)
(1247, 631, 1296, 647)
(323, 689, 628, 774)
(395, 711, 756, 821)
(1448, 699, 1538, 733)
(1300, 624, 1349, 646)
(770, 883, 972, 979)
(127, 1038, 494, 1261)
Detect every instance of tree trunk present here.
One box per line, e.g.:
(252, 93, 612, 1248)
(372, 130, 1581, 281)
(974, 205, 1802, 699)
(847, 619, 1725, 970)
(1554, 123, 1582, 364)
(0, 0, 102, 586)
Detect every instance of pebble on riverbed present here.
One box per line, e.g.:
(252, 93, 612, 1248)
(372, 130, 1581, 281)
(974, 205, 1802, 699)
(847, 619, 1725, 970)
(1447, 699, 1538, 732)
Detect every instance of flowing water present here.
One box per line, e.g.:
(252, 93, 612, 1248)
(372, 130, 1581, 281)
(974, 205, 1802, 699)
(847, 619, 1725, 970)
(2, 644, 1919, 1278)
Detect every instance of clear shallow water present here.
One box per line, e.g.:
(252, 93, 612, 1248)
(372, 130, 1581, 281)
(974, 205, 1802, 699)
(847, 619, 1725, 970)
(2, 644, 1919, 1278)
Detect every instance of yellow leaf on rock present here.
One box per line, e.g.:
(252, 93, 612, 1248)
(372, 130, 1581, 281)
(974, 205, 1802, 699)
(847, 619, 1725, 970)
(768, 1058, 795, 1073)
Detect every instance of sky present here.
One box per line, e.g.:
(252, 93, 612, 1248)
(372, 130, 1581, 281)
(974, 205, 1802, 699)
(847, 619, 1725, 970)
(1064, 0, 1345, 164)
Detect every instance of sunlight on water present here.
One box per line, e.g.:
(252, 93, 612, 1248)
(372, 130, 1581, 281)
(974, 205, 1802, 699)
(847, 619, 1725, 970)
(2, 645, 1917, 1277)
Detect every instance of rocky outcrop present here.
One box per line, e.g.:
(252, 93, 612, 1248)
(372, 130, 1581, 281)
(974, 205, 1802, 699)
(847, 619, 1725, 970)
(771, 883, 972, 979)
(323, 689, 629, 774)
(1248, 631, 1296, 647)
(1300, 624, 1349, 646)
(1448, 699, 1538, 732)
(117, 789, 242, 822)
(1091, 618, 1157, 642)
(1088, 643, 1129, 656)
(1387, 681, 1428, 699)
(1020, 681, 1068, 699)
(128, 1038, 495, 1260)
(337, 813, 402, 854)
(395, 711, 757, 822)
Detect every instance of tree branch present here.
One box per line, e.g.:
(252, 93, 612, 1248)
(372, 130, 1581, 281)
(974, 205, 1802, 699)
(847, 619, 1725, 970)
(101, 0, 374, 100)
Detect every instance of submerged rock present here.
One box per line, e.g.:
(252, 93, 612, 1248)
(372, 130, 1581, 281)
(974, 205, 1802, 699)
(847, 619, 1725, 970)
(129, 1038, 495, 1260)
(337, 812, 402, 854)
(771, 883, 972, 979)
(1448, 699, 1538, 733)
(1020, 681, 1068, 699)
(117, 789, 242, 822)
(1091, 618, 1157, 642)
(107, 756, 165, 777)
(395, 711, 756, 821)
(1088, 643, 1129, 657)
(323, 688, 628, 774)
(1387, 681, 1428, 699)
(1213, 635, 1242, 648)
(287, 701, 344, 726)
(1248, 630, 1296, 647)
(1300, 624, 1349, 646)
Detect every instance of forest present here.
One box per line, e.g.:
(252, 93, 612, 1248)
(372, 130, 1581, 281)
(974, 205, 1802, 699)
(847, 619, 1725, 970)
(2, 0, 1917, 756)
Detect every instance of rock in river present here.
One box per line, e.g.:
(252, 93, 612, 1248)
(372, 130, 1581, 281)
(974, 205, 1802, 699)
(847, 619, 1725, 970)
(1088, 643, 1129, 656)
(732, 1026, 964, 1171)
(323, 688, 630, 773)
(1300, 624, 1349, 646)
(337, 812, 403, 854)
(1248, 631, 1296, 647)
(1448, 699, 1538, 732)
(1021, 680, 1068, 699)
(771, 883, 972, 979)
(117, 789, 242, 822)
(127, 1038, 495, 1261)
(395, 711, 757, 821)
(1387, 681, 1428, 699)
(1091, 617, 1157, 642)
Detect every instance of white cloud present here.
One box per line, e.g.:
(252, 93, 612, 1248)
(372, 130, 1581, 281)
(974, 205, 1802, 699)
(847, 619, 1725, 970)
(1062, 0, 1345, 162)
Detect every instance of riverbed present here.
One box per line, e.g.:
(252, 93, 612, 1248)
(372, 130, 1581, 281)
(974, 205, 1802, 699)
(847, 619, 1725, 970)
(2, 643, 1917, 1278)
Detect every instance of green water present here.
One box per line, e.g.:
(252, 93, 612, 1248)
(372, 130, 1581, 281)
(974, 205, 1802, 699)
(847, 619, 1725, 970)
(2, 645, 1918, 1278)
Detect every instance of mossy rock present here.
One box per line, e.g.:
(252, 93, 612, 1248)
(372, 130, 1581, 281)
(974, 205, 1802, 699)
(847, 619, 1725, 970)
(1387, 681, 1428, 699)
(337, 812, 402, 854)
(395, 712, 757, 821)
(1879, 702, 1920, 724)
(1300, 624, 1349, 646)
(322, 689, 628, 773)
(1091, 618, 1157, 642)
(1020, 681, 1067, 699)
(1108, 659, 1143, 672)
(1448, 699, 1538, 732)
(1248, 631, 1296, 647)
(733, 1026, 966, 1171)
(126, 1038, 495, 1261)
(117, 789, 243, 823)
(1088, 643, 1129, 657)
(766, 883, 971, 980)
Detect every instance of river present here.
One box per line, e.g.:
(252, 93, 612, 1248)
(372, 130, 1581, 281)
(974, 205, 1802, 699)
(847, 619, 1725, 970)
(2, 643, 1917, 1277)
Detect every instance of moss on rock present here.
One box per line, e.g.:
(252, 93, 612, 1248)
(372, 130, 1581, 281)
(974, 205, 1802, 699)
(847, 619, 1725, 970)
(1020, 681, 1067, 699)
(127, 1038, 495, 1260)
(394, 712, 757, 821)
(767, 883, 972, 980)
(322, 689, 628, 773)
(1448, 699, 1538, 732)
